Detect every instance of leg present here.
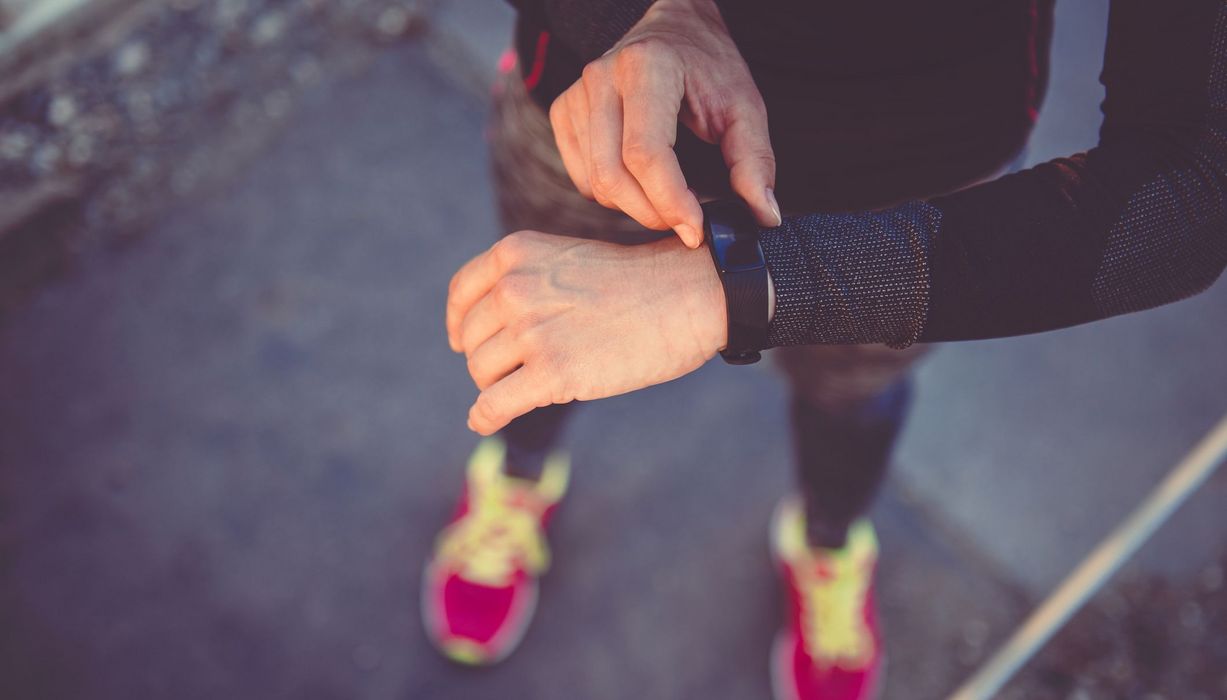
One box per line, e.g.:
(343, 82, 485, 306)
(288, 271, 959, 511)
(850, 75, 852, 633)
(774, 343, 930, 548)
(501, 403, 573, 478)
(486, 56, 658, 478)
(425, 59, 657, 665)
(769, 344, 927, 698)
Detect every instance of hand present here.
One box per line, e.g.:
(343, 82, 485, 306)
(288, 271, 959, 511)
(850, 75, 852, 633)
(549, 0, 780, 248)
(446, 231, 727, 434)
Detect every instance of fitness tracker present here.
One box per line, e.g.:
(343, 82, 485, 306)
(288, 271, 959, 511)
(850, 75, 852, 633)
(701, 200, 770, 365)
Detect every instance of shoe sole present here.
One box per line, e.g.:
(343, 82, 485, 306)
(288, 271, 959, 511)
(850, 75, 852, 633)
(420, 559, 539, 666)
(770, 630, 801, 700)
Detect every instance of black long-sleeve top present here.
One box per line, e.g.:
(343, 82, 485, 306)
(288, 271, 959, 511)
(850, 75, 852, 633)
(507, 0, 1227, 348)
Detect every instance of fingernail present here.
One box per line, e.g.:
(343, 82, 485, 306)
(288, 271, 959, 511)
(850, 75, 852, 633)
(765, 188, 782, 227)
(676, 223, 701, 247)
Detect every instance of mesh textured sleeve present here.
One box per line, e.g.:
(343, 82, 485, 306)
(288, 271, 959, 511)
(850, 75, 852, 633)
(760, 0, 1227, 348)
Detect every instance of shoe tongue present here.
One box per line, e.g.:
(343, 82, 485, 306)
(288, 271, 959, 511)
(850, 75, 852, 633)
(480, 476, 543, 514)
(810, 557, 837, 580)
(503, 485, 538, 510)
(807, 547, 865, 583)
(807, 522, 877, 572)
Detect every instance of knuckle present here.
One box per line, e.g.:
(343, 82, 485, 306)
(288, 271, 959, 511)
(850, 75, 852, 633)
(732, 150, 777, 180)
(515, 229, 546, 245)
(621, 139, 661, 173)
(574, 177, 595, 199)
(580, 59, 609, 87)
(753, 151, 777, 173)
(592, 189, 615, 208)
(508, 313, 535, 337)
(474, 397, 500, 425)
(548, 98, 567, 128)
(589, 162, 624, 197)
(614, 40, 665, 75)
(500, 272, 540, 306)
(512, 320, 542, 352)
(465, 353, 483, 379)
(565, 87, 587, 114)
(748, 97, 770, 120)
(493, 234, 526, 266)
(731, 96, 768, 122)
(750, 141, 776, 163)
(492, 277, 523, 306)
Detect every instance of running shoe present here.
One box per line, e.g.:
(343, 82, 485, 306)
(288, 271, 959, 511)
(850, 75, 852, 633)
(422, 438, 569, 665)
(771, 497, 883, 700)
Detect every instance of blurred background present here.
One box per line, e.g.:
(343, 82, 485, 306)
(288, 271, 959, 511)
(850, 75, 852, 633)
(1, 0, 1225, 698)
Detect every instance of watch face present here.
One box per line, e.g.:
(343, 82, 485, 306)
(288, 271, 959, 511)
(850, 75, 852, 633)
(711, 224, 765, 273)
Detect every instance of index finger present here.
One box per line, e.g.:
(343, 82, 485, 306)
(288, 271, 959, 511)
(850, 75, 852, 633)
(621, 87, 703, 247)
(721, 104, 780, 227)
(445, 247, 501, 352)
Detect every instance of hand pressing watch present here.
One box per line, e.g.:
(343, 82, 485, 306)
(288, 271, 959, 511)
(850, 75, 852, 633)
(547, 0, 781, 247)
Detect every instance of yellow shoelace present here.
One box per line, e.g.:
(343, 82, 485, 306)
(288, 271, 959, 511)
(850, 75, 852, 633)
(436, 478, 549, 587)
(797, 554, 874, 670)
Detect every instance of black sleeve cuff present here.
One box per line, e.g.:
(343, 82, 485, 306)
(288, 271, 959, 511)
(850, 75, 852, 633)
(759, 201, 942, 349)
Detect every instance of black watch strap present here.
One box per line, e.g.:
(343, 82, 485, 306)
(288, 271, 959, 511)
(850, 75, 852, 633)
(702, 200, 770, 365)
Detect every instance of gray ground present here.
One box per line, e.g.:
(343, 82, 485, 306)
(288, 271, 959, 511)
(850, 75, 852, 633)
(1, 1, 1225, 699)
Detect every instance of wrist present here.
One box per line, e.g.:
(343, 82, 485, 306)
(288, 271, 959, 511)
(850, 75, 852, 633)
(655, 238, 728, 356)
(700, 199, 770, 363)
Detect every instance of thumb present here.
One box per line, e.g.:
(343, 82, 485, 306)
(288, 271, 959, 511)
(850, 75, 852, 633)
(721, 107, 780, 227)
